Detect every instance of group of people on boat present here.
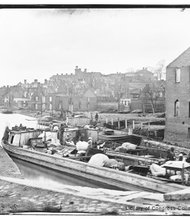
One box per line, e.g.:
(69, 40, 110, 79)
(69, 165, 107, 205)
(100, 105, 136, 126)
(148, 147, 190, 184)
(166, 147, 190, 163)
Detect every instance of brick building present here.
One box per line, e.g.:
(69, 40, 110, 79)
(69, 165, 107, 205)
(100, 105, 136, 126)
(164, 47, 190, 147)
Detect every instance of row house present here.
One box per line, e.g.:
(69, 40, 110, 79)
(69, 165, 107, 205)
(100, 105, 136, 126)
(2, 84, 28, 109)
(54, 88, 97, 113)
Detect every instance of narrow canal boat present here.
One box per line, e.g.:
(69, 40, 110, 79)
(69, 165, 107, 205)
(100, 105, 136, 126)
(98, 128, 142, 144)
(1, 127, 189, 193)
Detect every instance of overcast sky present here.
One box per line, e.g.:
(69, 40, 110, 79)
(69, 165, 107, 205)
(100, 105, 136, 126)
(0, 8, 190, 86)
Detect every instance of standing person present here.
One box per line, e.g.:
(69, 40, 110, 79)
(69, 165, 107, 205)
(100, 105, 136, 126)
(59, 123, 65, 145)
(95, 112, 99, 122)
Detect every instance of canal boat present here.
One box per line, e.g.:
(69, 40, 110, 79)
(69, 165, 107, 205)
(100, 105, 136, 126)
(1, 127, 189, 193)
(98, 129, 142, 145)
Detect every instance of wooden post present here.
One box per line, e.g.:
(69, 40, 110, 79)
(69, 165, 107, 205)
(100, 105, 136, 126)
(125, 119, 128, 129)
(132, 120, 135, 129)
(181, 163, 185, 185)
(106, 118, 108, 124)
(148, 122, 150, 130)
(111, 118, 114, 126)
(118, 118, 120, 129)
(140, 122, 143, 129)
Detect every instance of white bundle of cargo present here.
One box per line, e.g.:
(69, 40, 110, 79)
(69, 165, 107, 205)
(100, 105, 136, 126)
(88, 153, 109, 167)
(76, 140, 88, 153)
(115, 142, 137, 152)
(150, 163, 166, 177)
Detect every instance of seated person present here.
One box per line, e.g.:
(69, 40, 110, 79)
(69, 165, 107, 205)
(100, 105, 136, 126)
(178, 153, 185, 161)
(65, 134, 75, 146)
(166, 147, 176, 161)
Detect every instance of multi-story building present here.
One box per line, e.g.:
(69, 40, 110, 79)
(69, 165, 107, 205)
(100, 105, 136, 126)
(164, 47, 190, 147)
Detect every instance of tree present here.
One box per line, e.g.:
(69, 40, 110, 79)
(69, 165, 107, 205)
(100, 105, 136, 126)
(141, 83, 164, 114)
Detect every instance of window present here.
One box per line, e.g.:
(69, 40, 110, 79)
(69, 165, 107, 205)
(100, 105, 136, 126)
(174, 99, 180, 117)
(49, 96, 52, 102)
(10, 135, 14, 144)
(175, 68, 181, 83)
(35, 96, 39, 101)
(189, 102, 190, 118)
(188, 128, 190, 139)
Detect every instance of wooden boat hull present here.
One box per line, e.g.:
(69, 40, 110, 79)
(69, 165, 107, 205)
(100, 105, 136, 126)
(2, 110, 13, 114)
(2, 141, 188, 193)
(98, 131, 142, 145)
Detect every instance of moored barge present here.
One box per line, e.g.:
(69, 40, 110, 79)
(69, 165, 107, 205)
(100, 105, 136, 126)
(1, 127, 189, 193)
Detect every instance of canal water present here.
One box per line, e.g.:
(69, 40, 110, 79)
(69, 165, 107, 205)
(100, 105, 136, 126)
(0, 113, 122, 190)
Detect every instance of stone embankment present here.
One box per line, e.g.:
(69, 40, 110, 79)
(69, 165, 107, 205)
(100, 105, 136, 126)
(1, 146, 190, 215)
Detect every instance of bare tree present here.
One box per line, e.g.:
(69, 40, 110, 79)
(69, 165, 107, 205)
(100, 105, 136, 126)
(141, 83, 164, 114)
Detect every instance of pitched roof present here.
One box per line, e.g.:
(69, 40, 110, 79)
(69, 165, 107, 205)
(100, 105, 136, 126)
(135, 69, 154, 75)
(167, 46, 190, 68)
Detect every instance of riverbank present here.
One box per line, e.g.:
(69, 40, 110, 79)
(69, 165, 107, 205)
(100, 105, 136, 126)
(1, 174, 190, 215)
(0, 147, 22, 179)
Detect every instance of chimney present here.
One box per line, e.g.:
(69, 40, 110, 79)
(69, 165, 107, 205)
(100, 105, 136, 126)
(44, 79, 48, 84)
(34, 79, 38, 83)
(24, 79, 27, 84)
(84, 68, 87, 73)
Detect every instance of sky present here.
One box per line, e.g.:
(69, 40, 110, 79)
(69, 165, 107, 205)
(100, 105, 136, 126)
(1, 8, 190, 86)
